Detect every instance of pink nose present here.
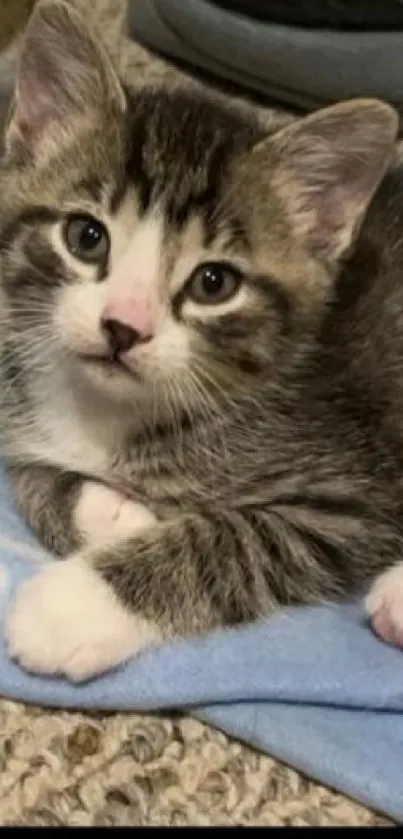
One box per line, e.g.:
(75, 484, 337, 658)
(101, 300, 154, 355)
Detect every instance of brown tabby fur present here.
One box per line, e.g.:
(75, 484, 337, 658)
(1, 1, 403, 645)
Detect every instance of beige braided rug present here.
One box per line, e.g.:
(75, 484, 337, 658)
(0, 0, 392, 826)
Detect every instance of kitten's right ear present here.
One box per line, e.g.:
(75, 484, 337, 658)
(249, 99, 398, 265)
(5, 0, 125, 161)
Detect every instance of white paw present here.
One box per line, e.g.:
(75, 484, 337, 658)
(5, 557, 161, 682)
(365, 564, 403, 648)
(74, 481, 156, 545)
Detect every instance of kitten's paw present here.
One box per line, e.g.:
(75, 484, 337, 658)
(74, 480, 156, 545)
(5, 558, 161, 681)
(366, 564, 403, 648)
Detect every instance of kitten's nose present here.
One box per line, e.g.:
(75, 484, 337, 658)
(101, 318, 152, 355)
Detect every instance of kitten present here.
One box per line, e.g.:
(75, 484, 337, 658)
(0, 0, 402, 681)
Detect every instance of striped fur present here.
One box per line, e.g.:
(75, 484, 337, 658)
(2, 2, 403, 672)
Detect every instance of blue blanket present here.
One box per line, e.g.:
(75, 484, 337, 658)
(0, 466, 402, 822)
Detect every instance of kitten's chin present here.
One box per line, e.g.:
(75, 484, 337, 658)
(73, 354, 147, 404)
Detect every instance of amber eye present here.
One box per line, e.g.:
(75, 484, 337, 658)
(64, 215, 109, 264)
(186, 262, 243, 305)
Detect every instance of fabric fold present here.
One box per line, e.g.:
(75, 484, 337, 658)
(0, 466, 402, 821)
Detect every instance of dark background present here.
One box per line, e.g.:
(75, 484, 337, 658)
(210, 0, 403, 30)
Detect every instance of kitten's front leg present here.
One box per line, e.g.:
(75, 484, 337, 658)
(8, 463, 156, 553)
(5, 467, 159, 680)
(4, 465, 159, 680)
(5, 510, 270, 682)
(8, 463, 85, 555)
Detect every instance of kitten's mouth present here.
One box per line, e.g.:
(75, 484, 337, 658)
(78, 352, 142, 381)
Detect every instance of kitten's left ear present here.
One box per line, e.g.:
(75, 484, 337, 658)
(253, 99, 399, 264)
(6, 0, 125, 161)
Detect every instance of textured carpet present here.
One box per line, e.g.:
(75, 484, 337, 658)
(0, 0, 392, 826)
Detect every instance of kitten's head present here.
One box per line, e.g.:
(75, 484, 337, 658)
(0, 0, 398, 426)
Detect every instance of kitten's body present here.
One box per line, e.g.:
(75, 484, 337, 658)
(1, 1, 403, 679)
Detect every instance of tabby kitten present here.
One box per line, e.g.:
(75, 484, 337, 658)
(1, 0, 402, 681)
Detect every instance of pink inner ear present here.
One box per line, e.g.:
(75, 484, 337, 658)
(7, 1, 119, 155)
(13, 98, 54, 147)
(11, 56, 65, 149)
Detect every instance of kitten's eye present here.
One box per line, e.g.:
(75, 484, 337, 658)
(186, 262, 243, 305)
(64, 215, 109, 264)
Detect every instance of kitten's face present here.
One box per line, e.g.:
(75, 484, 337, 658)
(0, 91, 296, 416)
(40, 94, 290, 408)
(0, 1, 397, 427)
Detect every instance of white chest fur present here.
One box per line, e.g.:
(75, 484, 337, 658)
(3, 372, 117, 480)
